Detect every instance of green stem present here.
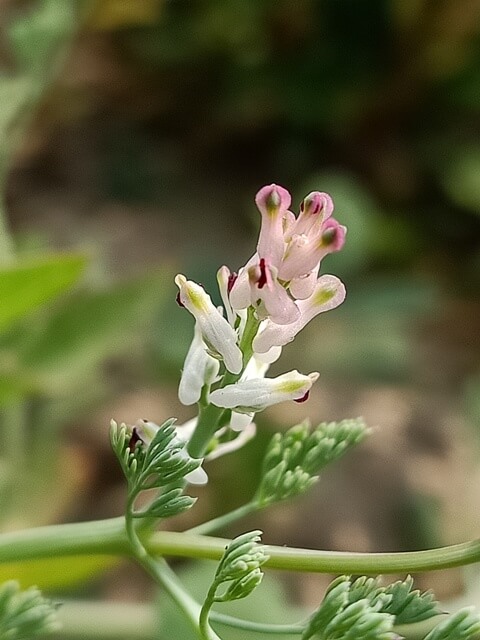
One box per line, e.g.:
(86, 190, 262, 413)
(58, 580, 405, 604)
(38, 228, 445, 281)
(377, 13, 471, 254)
(0, 517, 127, 561)
(3, 517, 480, 575)
(210, 611, 304, 634)
(188, 403, 224, 458)
(188, 502, 257, 535)
(125, 498, 221, 640)
(187, 309, 260, 458)
(199, 586, 221, 640)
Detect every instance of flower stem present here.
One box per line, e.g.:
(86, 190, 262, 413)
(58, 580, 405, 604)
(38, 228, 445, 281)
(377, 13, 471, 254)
(125, 507, 221, 640)
(2, 517, 480, 576)
(209, 611, 304, 634)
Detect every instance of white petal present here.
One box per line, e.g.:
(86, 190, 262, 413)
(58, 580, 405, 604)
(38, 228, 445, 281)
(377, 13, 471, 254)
(241, 354, 269, 380)
(175, 275, 243, 374)
(253, 275, 346, 353)
(230, 411, 255, 431)
(185, 465, 208, 486)
(229, 255, 257, 311)
(179, 324, 220, 406)
(174, 417, 198, 442)
(217, 265, 236, 326)
(209, 370, 318, 412)
(135, 419, 160, 443)
(208, 422, 257, 457)
(289, 268, 318, 299)
(253, 344, 282, 364)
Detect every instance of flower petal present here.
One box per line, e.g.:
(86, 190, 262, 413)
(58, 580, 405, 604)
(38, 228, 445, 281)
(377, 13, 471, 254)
(255, 184, 290, 268)
(288, 268, 318, 299)
(217, 265, 236, 326)
(209, 370, 319, 412)
(178, 323, 220, 406)
(253, 275, 346, 353)
(288, 191, 334, 239)
(175, 274, 243, 374)
(248, 259, 300, 325)
(230, 410, 255, 431)
(229, 254, 257, 311)
(207, 422, 257, 457)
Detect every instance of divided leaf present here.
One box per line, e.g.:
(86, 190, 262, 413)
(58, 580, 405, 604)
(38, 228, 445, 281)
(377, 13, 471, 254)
(383, 575, 440, 625)
(303, 575, 442, 640)
(0, 581, 59, 639)
(255, 418, 369, 507)
(110, 418, 201, 520)
(423, 608, 480, 640)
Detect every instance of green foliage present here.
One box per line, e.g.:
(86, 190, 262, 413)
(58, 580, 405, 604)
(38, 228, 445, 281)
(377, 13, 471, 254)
(200, 532, 269, 640)
(255, 418, 369, 507)
(158, 561, 304, 640)
(382, 576, 439, 625)
(424, 608, 480, 640)
(303, 575, 442, 640)
(302, 576, 395, 640)
(0, 254, 85, 332)
(110, 419, 200, 519)
(0, 580, 59, 639)
(206, 531, 268, 604)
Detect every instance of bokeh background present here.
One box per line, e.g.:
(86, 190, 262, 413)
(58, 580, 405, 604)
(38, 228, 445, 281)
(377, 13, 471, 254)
(1, 0, 480, 638)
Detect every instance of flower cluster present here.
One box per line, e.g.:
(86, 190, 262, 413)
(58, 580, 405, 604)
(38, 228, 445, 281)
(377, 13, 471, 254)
(175, 184, 346, 434)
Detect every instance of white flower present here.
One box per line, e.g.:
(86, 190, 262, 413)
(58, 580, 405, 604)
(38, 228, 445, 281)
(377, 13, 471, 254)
(206, 422, 257, 459)
(252, 275, 346, 353)
(209, 370, 319, 413)
(178, 323, 220, 406)
(175, 274, 243, 374)
(228, 347, 282, 430)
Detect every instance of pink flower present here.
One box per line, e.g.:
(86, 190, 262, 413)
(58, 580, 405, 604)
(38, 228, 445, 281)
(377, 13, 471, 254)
(252, 275, 346, 353)
(255, 184, 291, 269)
(228, 185, 346, 330)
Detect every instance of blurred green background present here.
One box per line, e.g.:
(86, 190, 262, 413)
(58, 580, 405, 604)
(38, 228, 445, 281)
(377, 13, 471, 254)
(1, 0, 480, 636)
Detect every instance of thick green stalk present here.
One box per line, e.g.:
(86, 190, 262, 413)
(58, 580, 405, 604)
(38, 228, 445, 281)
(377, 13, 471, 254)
(125, 501, 221, 640)
(2, 517, 480, 575)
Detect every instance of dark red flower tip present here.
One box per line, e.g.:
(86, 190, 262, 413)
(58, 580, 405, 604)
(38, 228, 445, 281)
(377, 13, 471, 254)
(176, 291, 185, 307)
(227, 271, 238, 293)
(294, 390, 310, 403)
(128, 427, 143, 450)
(257, 258, 268, 289)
